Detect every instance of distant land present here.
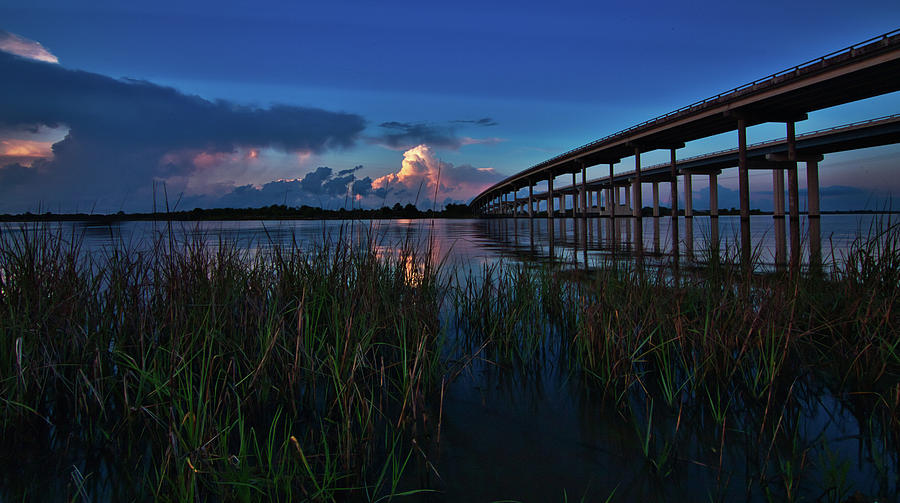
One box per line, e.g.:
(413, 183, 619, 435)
(0, 204, 897, 223)
(0, 203, 475, 222)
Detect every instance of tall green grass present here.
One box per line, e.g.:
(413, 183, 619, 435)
(0, 223, 444, 501)
(453, 220, 900, 500)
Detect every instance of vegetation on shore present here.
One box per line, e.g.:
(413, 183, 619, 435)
(0, 219, 898, 501)
(0, 203, 474, 223)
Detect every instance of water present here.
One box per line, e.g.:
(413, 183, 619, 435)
(1, 215, 897, 501)
(1, 213, 886, 270)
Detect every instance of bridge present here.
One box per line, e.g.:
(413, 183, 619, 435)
(470, 29, 900, 268)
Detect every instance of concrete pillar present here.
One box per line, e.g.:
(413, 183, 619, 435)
(774, 169, 787, 268)
(787, 121, 801, 270)
(670, 148, 679, 262)
(581, 162, 588, 220)
(684, 172, 694, 260)
(808, 160, 821, 266)
(633, 148, 642, 217)
(528, 183, 534, 218)
(710, 173, 719, 246)
(684, 173, 693, 218)
(571, 172, 578, 218)
(652, 182, 660, 217)
(547, 176, 555, 218)
(738, 119, 751, 266)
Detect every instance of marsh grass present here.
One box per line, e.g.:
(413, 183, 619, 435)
(0, 222, 445, 501)
(453, 219, 900, 500)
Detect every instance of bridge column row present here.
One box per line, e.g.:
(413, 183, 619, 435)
(476, 138, 823, 271)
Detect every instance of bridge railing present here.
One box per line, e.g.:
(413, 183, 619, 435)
(663, 113, 900, 166)
(539, 29, 900, 169)
(537, 113, 900, 193)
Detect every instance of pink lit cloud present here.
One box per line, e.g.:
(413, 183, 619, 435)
(371, 144, 502, 206)
(0, 30, 58, 63)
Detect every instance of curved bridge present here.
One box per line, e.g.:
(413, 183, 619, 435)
(471, 29, 900, 267)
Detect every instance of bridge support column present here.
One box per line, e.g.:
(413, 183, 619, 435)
(624, 185, 631, 214)
(710, 173, 719, 247)
(684, 172, 694, 259)
(606, 188, 614, 216)
(787, 121, 801, 270)
(652, 182, 659, 217)
(807, 160, 821, 267)
(774, 169, 787, 269)
(528, 184, 533, 218)
(611, 169, 618, 247)
(581, 162, 588, 220)
(738, 119, 751, 267)
(571, 172, 578, 218)
(633, 147, 643, 255)
(684, 173, 693, 219)
(652, 182, 660, 254)
(547, 176, 555, 219)
(670, 148, 679, 263)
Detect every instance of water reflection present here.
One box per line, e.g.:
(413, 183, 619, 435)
(475, 214, 878, 272)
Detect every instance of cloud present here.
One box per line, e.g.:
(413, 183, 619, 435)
(370, 119, 504, 151)
(0, 50, 366, 212)
(0, 30, 58, 63)
(371, 144, 502, 207)
(192, 165, 374, 209)
(200, 145, 502, 210)
(0, 138, 55, 166)
(451, 117, 498, 127)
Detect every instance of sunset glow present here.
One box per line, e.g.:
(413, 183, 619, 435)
(0, 139, 53, 164)
(0, 30, 58, 63)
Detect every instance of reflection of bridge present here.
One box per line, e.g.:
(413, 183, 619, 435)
(471, 30, 900, 268)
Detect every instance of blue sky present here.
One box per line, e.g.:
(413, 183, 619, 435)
(0, 0, 898, 212)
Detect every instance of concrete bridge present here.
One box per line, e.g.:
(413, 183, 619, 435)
(471, 29, 900, 268)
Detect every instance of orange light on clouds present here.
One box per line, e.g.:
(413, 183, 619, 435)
(0, 139, 54, 165)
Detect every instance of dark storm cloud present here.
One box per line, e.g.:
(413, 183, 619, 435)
(451, 117, 498, 127)
(0, 51, 364, 151)
(371, 118, 503, 150)
(0, 162, 38, 186)
(198, 166, 376, 209)
(336, 165, 363, 177)
(0, 51, 366, 212)
(351, 176, 374, 197)
(374, 121, 462, 150)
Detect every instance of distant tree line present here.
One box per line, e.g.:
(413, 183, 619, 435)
(0, 203, 475, 222)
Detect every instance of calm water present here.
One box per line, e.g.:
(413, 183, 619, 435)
(1, 215, 897, 501)
(2, 213, 888, 270)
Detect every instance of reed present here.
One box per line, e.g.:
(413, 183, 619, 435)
(0, 222, 444, 501)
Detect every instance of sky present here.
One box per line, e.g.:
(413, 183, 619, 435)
(0, 0, 898, 213)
